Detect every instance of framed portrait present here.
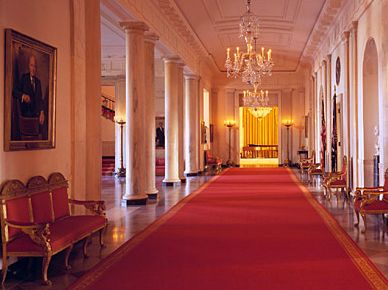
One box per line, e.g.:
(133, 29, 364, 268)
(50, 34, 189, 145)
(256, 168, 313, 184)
(155, 116, 165, 148)
(4, 29, 57, 151)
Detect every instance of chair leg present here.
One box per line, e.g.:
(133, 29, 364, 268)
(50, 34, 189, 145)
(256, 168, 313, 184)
(354, 210, 360, 227)
(83, 236, 91, 258)
(64, 244, 74, 271)
(361, 212, 367, 233)
(41, 254, 52, 286)
(2, 256, 8, 285)
(99, 228, 105, 247)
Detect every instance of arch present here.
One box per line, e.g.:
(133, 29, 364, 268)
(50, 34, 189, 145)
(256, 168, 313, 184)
(362, 38, 379, 186)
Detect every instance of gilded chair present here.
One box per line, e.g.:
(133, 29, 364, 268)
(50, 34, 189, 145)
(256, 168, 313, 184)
(354, 168, 388, 233)
(307, 155, 325, 183)
(322, 156, 348, 200)
(299, 150, 315, 174)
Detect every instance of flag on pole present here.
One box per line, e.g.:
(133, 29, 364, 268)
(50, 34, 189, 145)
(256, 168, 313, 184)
(331, 89, 338, 172)
(320, 99, 326, 170)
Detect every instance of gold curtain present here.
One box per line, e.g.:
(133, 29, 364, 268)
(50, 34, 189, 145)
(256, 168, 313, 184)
(242, 107, 278, 146)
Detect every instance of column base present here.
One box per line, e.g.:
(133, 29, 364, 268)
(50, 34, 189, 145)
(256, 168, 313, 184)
(185, 172, 199, 177)
(121, 195, 148, 206)
(147, 192, 159, 199)
(162, 178, 180, 186)
(115, 168, 126, 178)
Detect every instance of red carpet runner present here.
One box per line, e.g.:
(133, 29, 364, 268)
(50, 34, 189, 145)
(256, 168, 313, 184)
(70, 168, 387, 290)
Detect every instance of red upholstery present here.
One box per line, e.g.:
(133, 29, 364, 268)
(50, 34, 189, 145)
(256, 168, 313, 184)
(156, 158, 165, 176)
(7, 215, 106, 254)
(52, 187, 70, 219)
(6, 197, 31, 239)
(31, 191, 53, 224)
(355, 200, 388, 212)
(205, 151, 222, 167)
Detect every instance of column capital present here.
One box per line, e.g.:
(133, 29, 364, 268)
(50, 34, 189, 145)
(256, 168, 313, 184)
(120, 21, 149, 33)
(342, 30, 350, 43)
(163, 55, 181, 63)
(144, 32, 159, 44)
(326, 54, 332, 62)
(184, 74, 199, 80)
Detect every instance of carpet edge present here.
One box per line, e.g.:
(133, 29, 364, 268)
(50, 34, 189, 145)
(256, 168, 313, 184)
(288, 169, 388, 290)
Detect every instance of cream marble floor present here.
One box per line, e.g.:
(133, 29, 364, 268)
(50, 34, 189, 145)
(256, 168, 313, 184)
(3, 168, 388, 289)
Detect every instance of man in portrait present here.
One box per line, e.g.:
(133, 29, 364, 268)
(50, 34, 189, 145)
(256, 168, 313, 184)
(156, 122, 165, 147)
(12, 55, 46, 140)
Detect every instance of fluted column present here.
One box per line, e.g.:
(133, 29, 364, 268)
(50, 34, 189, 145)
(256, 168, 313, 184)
(144, 32, 159, 197)
(163, 57, 181, 185)
(184, 75, 200, 175)
(120, 21, 149, 205)
(177, 63, 186, 182)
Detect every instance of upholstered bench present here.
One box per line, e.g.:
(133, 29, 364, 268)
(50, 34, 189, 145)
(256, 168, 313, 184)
(0, 172, 107, 285)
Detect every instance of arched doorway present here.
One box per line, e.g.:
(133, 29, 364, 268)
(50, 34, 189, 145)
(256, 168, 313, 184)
(362, 38, 379, 186)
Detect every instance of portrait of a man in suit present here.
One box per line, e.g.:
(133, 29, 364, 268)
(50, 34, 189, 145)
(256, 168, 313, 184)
(4, 29, 56, 151)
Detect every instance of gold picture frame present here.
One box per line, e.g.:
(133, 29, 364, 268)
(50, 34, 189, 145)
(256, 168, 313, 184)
(4, 29, 57, 151)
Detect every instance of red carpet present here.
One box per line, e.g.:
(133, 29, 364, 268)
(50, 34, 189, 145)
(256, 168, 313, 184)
(70, 168, 387, 290)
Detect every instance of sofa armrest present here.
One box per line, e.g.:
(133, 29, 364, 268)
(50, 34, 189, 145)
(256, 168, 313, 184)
(5, 220, 51, 252)
(69, 199, 106, 216)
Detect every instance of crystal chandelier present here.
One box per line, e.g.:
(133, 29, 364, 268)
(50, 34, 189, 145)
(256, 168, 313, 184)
(224, 0, 274, 86)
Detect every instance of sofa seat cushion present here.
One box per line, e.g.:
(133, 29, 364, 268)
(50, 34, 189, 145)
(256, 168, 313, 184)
(7, 215, 106, 254)
(361, 200, 388, 211)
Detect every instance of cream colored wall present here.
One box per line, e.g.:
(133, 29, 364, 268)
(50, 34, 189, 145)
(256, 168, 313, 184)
(356, 0, 388, 186)
(310, 0, 388, 187)
(0, 0, 71, 182)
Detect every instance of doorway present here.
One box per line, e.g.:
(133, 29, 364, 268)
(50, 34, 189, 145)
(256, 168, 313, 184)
(239, 107, 279, 167)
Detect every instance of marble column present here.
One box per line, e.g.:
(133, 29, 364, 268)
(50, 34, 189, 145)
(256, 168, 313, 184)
(326, 54, 332, 172)
(163, 57, 181, 185)
(352, 21, 359, 186)
(115, 78, 126, 176)
(184, 75, 200, 175)
(177, 63, 186, 182)
(70, 0, 101, 201)
(144, 33, 159, 198)
(343, 30, 351, 189)
(120, 21, 149, 205)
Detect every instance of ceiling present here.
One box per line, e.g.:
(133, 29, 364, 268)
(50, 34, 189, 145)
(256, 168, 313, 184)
(174, 0, 326, 72)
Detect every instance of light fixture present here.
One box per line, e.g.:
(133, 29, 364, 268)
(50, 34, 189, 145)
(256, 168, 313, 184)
(224, 120, 236, 166)
(225, 0, 274, 86)
(243, 88, 269, 107)
(283, 120, 294, 166)
(249, 107, 272, 119)
(114, 117, 126, 177)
